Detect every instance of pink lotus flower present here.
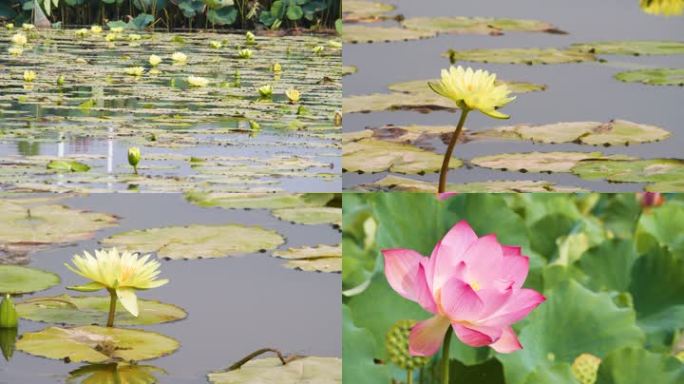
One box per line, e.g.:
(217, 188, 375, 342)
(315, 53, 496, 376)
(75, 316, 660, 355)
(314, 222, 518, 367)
(383, 220, 545, 356)
(639, 192, 664, 208)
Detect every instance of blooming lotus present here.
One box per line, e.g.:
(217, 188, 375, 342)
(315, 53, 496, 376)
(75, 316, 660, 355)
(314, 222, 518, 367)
(209, 40, 222, 49)
(91, 25, 103, 34)
(171, 51, 187, 63)
(258, 84, 273, 98)
(125, 67, 145, 77)
(23, 70, 36, 82)
(286, 88, 301, 103)
(66, 248, 168, 326)
(188, 75, 209, 87)
(10, 33, 27, 46)
(8, 46, 22, 56)
(238, 49, 252, 59)
(383, 220, 545, 356)
(640, 192, 665, 208)
(149, 54, 162, 67)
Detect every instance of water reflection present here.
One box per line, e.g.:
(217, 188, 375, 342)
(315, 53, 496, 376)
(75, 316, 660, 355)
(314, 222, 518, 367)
(640, 0, 684, 16)
(16, 141, 41, 157)
(0, 327, 18, 361)
(66, 362, 166, 384)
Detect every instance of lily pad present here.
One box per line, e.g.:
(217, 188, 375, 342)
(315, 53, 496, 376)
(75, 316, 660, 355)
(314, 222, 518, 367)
(388, 79, 547, 95)
(571, 158, 684, 183)
(273, 244, 341, 273)
(16, 295, 187, 326)
(185, 192, 336, 209)
(570, 41, 684, 56)
(101, 224, 285, 260)
(344, 25, 436, 44)
(272, 207, 341, 226)
(342, 66, 358, 76)
(68, 363, 166, 384)
(207, 356, 341, 383)
(356, 175, 586, 193)
(401, 17, 564, 35)
(16, 326, 180, 363)
(471, 152, 626, 173)
(343, 0, 395, 23)
(46, 160, 91, 173)
(343, 137, 462, 174)
(445, 48, 596, 65)
(615, 68, 684, 86)
(0, 265, 60, 294)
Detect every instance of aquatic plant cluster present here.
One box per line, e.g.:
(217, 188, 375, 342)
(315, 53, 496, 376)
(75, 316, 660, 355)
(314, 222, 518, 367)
(0, 0, 342, 31)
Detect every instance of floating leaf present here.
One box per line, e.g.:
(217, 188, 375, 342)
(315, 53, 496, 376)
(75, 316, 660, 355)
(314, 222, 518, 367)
(615, 68, 684, 86)
(16, 326, 180, 363)
(343, 0, 395, 23)
(344, 25, 435, 44)
(570, 41, 684, 56)
(101, 224, 285, 260)
(185, 192, 337, 210)
(273, 244, 341, 273)
(207, 356, 341, 383)
(17, 295, 187, 326)
(445, 48, 596, 64)
(47, 160, 91, 172)
(356, 175, 586, 193)
(342, 65, 358, 76)
(401, 17, 564, 35)
(0, 265, 60, 294)
(388, 78, 546, 95)
(471, 152, 627, 173)
(272, 207, 341, 226)
(571, 158, 684, 183)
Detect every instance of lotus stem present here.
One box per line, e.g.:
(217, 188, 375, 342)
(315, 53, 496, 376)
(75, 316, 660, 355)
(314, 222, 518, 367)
(438, 108, 470, 194)
(133, 165, 138, 175)
(228, 348, 301, 371)
(407, 369, 414, 384)
(441, 328, 453, 384)
(106, 288, 117, 327)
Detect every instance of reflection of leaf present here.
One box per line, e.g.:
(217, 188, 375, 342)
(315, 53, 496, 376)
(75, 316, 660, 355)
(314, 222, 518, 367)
(67, 362, 166, 384)
(0, 265, 61, 295)
(207, 356, 341, 383)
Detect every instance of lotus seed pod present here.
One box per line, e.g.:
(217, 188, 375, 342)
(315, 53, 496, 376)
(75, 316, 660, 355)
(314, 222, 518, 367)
(385, 320, 430, 370)
(571, 353, 601, 384)
(0, 294, 18, 329)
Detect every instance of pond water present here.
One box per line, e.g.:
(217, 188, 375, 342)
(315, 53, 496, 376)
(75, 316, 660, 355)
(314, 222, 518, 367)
(344, 0, 684, 192)
(0, 194, 341, 383)
(0, 29, 342, 193)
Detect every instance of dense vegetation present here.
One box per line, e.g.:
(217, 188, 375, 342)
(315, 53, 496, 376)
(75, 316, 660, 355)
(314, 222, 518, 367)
(0, 0, 341, 31)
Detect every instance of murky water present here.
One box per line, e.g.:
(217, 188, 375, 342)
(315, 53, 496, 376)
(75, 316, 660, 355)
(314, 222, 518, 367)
(344, 0, 684, 191)
(0, 194, 341, 383)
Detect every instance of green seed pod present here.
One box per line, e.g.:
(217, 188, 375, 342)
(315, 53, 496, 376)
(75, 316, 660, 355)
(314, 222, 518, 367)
(385, 319, 430, 370)
(0, 294, 18, 329)
(571, 353, 601, 384)
(128, 147, 141, 168)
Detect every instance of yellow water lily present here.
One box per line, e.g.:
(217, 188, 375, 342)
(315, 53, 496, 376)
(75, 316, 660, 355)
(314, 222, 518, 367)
(10, 33, 27, 46)
(5, 23, 13, 30)
(258, 84, 273, 98)
(105, 33, 118, 42)
(23, 70, 36, 82)
(66, 248, 168, 326)
(272, 62, 282, 72)
(91, 25, 103, 34)
(328, 40, 342, 49)
(640, 0, 684, 16)
(312, 45, 324, 55)
(286, 88, 301, 103)
(238, 48, 252, 59)
(171, 51, 187, 63)
(209, 40, 222, 49)
(8, 46, 23, 56)
(22, 23, 35, 31)
(245, 31, 256, 45)
(187, 75, 209, 87)
(428, 65, 515, 119)
(110, 26, 124, 33)
(125, 67, 145, 76)
(128, 33, 142, 41)
(149, 54, 162, 67)
(75, 28, 88, 37)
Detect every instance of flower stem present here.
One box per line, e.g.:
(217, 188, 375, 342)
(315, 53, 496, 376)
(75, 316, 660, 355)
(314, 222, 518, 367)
(438, 108, 470, 193)
(407, 369, 413, 384)
(106, 289, 117, 328)
(133, 165, 138, 175)
(441, 328, 453, 384)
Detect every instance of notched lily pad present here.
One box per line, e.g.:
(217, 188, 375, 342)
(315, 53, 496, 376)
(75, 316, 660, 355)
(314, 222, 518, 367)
(185, 192, 337, 210)
(344, 25, 435, 44)
(445, 48, 596, 65)
(471, 152, 632, 173)
(615, 68, 684, 86)
(401, 17, 565, 35)
(571, 158, 684, 184)
(101, 224, 285, 260)
(272, 207, 341, 226)
(570, 41, 684, 56)
(207, 356, 341, 383)
(0, 265, 61, 294)
(16, 326, 180, 363)
(47, 160, 91, 173)
(17, 295, 187, 326)
(343, 0, 396, 23)
(356, 175, 586, 193)
(273, 244, 341, 273)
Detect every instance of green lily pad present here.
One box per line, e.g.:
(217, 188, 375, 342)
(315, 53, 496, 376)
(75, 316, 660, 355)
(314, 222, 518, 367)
(273, 244, 341, 273)
(343, 0, 395, 23)
(401, 17, 564, 35)
(646, 180, 684, 192)
(0, 265, 60, 294)
(16, 295, 187, 326)
(272, 207, 341, 226)
(344, 25, 436, 44)
(471, 151, 626, 173)
(571, 158, 684, 183)
(46, 160, 90, 173)
(68, 363, 166, 384)
(570, 41, 684, 56)
(16, 326, 180, 363)
(185, 192, 337, 210)
(445, 48, 596, 64)
(101, 224, 285, 260)
(343, 137, 462, 174)
(207, 356, 341, 383)
(596, 347, 684, 383)
(615, 68, 684, 86)
(342, 65, 358, 76)
(388, 78, 547, 95)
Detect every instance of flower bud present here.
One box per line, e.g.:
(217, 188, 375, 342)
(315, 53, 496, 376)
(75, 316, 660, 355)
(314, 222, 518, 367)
(128, 147, 141, 173)
(0, 295, 18, 329)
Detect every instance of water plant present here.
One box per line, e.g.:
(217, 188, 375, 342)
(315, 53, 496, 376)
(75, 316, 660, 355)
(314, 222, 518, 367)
(238, 48, 253, 59)
(246, 31, 257, 45)
(272, 62, 282, 72)
(23, 70, 36, 82)
(312, 45, 325, 55)
(428, 66, 515, 193)
(8, 46, 22, 56)
(125, 67, 145, 77)
(90, 25, 103, 34)
(0, 295, 18, 329)
(258, 84, 273, 98)
(149, 54, 162, 67)
(128, 147, 141, 174)
(286, 88, 301, 103)
(188, 75, 210, 88)
(210, 40, 223, 49)
(171, 51, 187, 64)
(65, 248, 169, 327)
(75, 28, 88, 38)
(10, 33, 27, 46)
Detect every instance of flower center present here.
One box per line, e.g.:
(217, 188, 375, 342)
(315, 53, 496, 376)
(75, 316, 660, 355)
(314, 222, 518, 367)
(469, 280, 481, 291)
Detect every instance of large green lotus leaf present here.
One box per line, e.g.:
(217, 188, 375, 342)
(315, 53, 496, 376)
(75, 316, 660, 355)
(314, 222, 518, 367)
(207, 356, 341, 383)
(445, 48, 596, 64)
(101, 224, 285, 260)
(401, 17, 564, 35)
(343, 137, 462, 174)
(0, 265, 60, 294)
(615, 68, 684, 86)
(272, 244, 341, 273)
(341, 195, 378, 295)
(571, 158, 684, 183)
(576, 239, 638, 293)
(596, 347, 684, 384)
(17, 295, 187, 326)
(523, 363, 578, 384)
(343, 0, 395, 22)
(16, 326, 180, 363)
(272, 207, 341, 226)
(570, 41, 684, 56)
(356, 175, 585, 193)
(185, 192, 336, 209)
(594, 194, 642, 239)
(67, 362, 166, 384)
(471, 152, 627, 173)
(344, 25, 436, 44)
(635, 202, 684, 253)
(342, 305, 390, 383)
(448, 358, 507, 384)
(0, 200, 118, 246)
(498, 280, 644, 384)
(388, 79, 547, 95)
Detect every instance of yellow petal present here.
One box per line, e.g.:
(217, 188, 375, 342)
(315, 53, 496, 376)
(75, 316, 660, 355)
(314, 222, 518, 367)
(116, 288, 139, 317)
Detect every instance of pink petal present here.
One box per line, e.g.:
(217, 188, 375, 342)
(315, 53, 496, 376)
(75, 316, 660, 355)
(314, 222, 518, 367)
(431, 221, 478, 291)
(382, 248, 424, 302)
(498, 254, 529, 289)
(463, 234, 504, 290)
(437, 192, 458, 201)
(482, 288, 546, 326)
(440, 276, 483, 321)
(415, 262, 438, 313)
(476, 287, 514, 319)
(451, 323, 498, 347)
(490, 327, 522, 353)
(502, 245, 522, 257)
(409, 315, 451, 356)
